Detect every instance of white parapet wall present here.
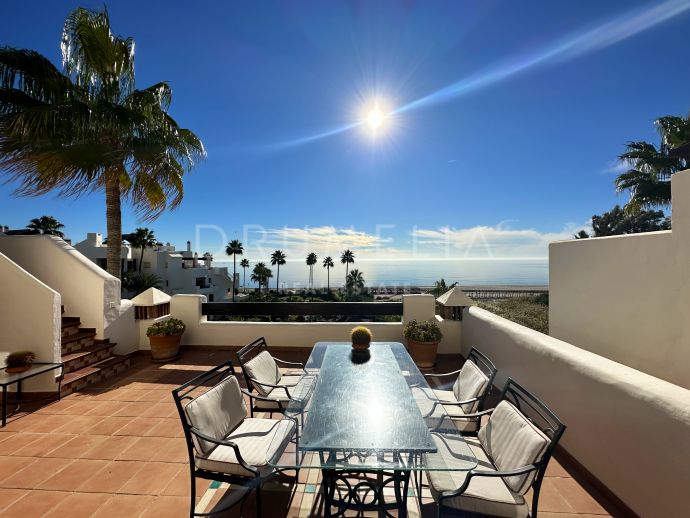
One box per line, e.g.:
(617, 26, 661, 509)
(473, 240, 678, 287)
(0, 252, 61, 391)
(550, 169, 690, 389)
(0, 235, 121, 339)
(462, 306, 690, 518)
(162, 293, 462, 353)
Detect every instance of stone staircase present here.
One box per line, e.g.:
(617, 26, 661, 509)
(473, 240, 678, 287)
(60, 307, 132, 395)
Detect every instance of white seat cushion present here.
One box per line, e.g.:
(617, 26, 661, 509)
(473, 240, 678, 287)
(478, 401, 550, 494)
(432, 389, 480, 432)
(184, 376, 247, 455)
(452, 360, 490, 413)
(427, 435, 529, 518)
(252, 375, 302, 410)
(195, 418, 295, 477)
(244, 350, 281, 396)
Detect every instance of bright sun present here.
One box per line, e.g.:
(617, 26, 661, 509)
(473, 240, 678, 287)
(367, 108, 385, 129)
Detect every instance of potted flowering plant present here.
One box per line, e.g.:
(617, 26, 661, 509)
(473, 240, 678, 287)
(146, 318, 185, 362)
(403, 319, 442, 368)
(350, 326, 372, 351)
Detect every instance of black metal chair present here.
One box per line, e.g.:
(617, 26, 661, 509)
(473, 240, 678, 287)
(236, 337, 306, 416)
(172, 360, 298, 517)
(425, 378, 566, 517)
(424, 347, 498, 433)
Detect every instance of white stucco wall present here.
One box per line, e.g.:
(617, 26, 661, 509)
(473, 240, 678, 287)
(550, 170, 690, 389)
(103, 299, 138, 355)
(0, 235, 121, 338)
(0, 253, 61, 391)
(165, 293, 462, 353)
(463, 306, 690, 518)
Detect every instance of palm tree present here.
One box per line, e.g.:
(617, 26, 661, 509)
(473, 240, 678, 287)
(615, 115, 689, 212)
(0, 7, 205, 280)
(431, 278, 458, 297)
(124, 228, 156, 273)
(26, 216, 65, 237)
(240, 258, 250, 292)
(306, 252, 317, 289)
(121, 271, 162, 296)
(225, 240, 243, 301)
(270, 250, 287, 292)
(346, 269, 365, 294)
(250, 262, 272, 292)
(322, 256, 334, 295)
(340, 249, 355, 285)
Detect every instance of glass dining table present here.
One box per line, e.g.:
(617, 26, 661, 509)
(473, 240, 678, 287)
(268, 342, 477, 517)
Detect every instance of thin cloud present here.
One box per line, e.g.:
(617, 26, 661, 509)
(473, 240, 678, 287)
(601, 160, 629, 175)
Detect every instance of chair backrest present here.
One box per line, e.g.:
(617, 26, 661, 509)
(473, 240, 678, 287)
(452, 347, 497, 412)
(172, 361, 248, 458)
(236, 337, 281, 396)
(480, 378, 566, 496)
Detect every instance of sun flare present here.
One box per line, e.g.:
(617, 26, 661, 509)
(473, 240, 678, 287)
(367, 108, 385, 129)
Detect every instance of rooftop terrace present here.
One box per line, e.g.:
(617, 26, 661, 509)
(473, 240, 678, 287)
(0, 350, 618, 517)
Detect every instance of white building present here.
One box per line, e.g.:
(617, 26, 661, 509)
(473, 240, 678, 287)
(74, 232, 234, 302)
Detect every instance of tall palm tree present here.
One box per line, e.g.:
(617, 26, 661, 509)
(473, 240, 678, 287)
(615, 115, 689, 213)
(346, 269, 365, 292)
(250, 262, 265, 291)
(322, 256, 334, 295)
(26, 216, 65, 237)
(0, 7, 205, 279)
(270, 250, 287, 292)
(240, 258, 250, 292)
(340, 249, 355, 285)
(124, 227, 156, 273)
(306, 252, 317, 289)
(225, 240, 243, 301)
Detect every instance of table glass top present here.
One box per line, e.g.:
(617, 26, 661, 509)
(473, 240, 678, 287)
(268, 342, 477, 472)
(0, 361, 62, 386)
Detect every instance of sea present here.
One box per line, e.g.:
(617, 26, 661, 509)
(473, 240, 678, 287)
(217, 258, 548, 289)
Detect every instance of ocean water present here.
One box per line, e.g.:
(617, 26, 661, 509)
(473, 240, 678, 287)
(218, 258, 548, 289)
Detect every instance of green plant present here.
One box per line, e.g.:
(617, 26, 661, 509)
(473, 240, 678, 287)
(351, 326, 373, 346)
(146, 318, 186, 337)
(403, 320, 442, 342)
(5, 350, 35, 368)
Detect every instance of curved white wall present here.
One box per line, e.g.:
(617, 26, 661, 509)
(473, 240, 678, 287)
(463, 306, 690, 518)
(0, 252, 61, 391)
(0, 235, 120, 338)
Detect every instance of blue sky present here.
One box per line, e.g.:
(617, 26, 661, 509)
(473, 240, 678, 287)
(1, 0, 689, 261)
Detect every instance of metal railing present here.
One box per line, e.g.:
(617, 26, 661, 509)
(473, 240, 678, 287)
(201, 301, 403, 318)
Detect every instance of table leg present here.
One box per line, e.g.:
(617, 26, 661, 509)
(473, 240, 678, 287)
(1, 385, 6, 427)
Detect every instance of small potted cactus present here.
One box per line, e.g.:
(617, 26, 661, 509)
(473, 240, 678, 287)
(4, 350, 36, 374)
(350, 326, 372, 351)
(146, 318, 186, 362)
(403, 319, 442, 368)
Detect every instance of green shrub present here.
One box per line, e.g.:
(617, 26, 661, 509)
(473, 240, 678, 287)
(146, 318, 186, 337)
(403, 319, 442, 342)
(478, 298, 548, 334)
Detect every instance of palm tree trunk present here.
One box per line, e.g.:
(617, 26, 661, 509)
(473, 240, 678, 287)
(105, 172, 122, 279)
(232, 255, 236, 301)
(345, 264, 349, 285)
(327, 268, 330, 297)
(276, 265, 280, 292)
(243, 268, 246, 292)
(138, 246, 144, 274)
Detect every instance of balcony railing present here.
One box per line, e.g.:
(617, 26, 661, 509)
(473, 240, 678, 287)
(201, 301, 403, 321)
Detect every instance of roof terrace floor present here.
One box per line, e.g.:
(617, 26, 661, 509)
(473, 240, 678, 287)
(0, 350, 620, 517)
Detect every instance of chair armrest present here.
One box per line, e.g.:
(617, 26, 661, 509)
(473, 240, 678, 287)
(441, 464, 538, 499)
(273, 358, 305, 369)
(422, 401, 490, 419)
(424, 369, 462, 379)
(436, 396, 481, 407)
(241, 385, 291, 401)
(246, 377, 292, 398)
(188, 427, 260, 476)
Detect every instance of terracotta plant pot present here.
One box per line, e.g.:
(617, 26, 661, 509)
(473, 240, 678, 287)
(407, 339, 439, 369)
(149, 334, 183, 363)
(5, 365, 32, 374)
(352, 342, 370, 351)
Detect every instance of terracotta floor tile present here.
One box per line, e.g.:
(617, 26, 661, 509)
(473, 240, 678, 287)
(546, 457, 572, 478)
(529, 478, 576, 513)
(0, 456, 34, 482)
(45, 433, 108, 459)
(3, 414, 71, 433)
(0, 488, 29, 512)
(14, 433, 76, 457)
(91, 494, 155, 517)
(85, 415, 133, 435)
(43, 492, 112, 517)
(38, 459, 109, 491)
(83, 400, 123, 417)
(141, 402, 178, 418)
(119, 461, 183, 495)
(144, 417, 183, 437)
(141, 495, 189, 517)
(114, 417, 161, 436)
(552, 477, 609, 515)
(53, 400, 100, 415)
(113, 401, 153, 417)
(2, 490, 70, 518)
(77, 460, 144, 493)
(80, 435, 138, 460)
(33, 400, 77, 415)
(53, 415, 105, 434)
(2, 457, 73, 488)
(151, 437, 189, 463)
(162, 466, 209, 497)
(115, 436, 167, 461)
(0, 433, 43, 455)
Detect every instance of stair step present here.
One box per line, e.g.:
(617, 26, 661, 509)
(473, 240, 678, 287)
(61, 316, 80, 328)
(61, 354, 131, 395)
(61, 342, 115, 373)
(61, 329, 97, 354)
